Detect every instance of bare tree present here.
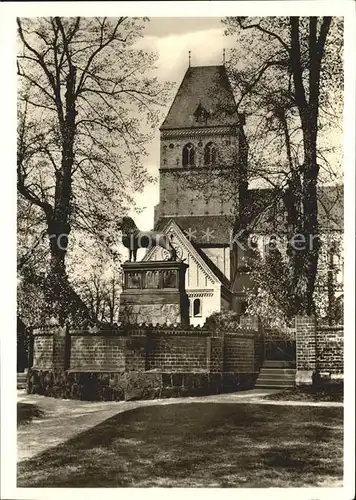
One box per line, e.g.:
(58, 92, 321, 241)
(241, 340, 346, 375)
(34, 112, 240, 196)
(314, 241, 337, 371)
(75, 270, 121, 324)
(17, 17, 170, 322)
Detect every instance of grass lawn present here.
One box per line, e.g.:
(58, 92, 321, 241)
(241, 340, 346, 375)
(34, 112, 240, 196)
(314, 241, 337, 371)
(17, 402, 343, 488)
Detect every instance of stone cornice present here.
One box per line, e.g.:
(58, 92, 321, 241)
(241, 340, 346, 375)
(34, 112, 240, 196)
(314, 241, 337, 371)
(159, 166, 234, 173)
(187, 289, 215, 298)
(161, 126, 238, 139)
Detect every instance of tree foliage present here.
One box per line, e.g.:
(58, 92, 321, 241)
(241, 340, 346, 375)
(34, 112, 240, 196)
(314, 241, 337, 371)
(223, 16, 343, 317)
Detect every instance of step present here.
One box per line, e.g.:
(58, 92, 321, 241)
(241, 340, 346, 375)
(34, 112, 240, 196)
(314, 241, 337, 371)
(258, 371, 296, 378)
(255, 379, 295, 387)
(260, 368, 296, 375)
(257, 377, 295, 385)
(263, 360, 296, 368)
(17, 373, 27, 389)
(255, 383, 295, 389)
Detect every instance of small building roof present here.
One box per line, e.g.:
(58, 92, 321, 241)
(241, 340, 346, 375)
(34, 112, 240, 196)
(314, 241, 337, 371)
(155, 215, 233, 245)
(247, 184, 344, 233)
(144, 218, 231, 290)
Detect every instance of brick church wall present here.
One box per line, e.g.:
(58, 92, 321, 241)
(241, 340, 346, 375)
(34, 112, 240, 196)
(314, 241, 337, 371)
(161, 134, 239, 171)
(158, 132, 239, 219)
(158, 170, 235, 218)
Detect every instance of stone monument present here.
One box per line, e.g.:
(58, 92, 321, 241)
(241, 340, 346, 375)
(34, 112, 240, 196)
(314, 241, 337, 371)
(119, 260, 189, 325)
(118, 217, 189, 325)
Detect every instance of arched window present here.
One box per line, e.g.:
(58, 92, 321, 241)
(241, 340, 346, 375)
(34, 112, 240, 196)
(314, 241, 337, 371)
(240, 301, 248, 315)
(182, 143, 195, 167)
(266, 235, 277, 254)
(329, 240, 339, 268)
(250, 235, 258, 249)
(193, 298, 202, 317)
(204, 142, 217, 165)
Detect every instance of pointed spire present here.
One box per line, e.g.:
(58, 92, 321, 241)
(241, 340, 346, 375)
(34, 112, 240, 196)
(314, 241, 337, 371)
(223, 48, 226, 65)
(188, 50, 191, 67)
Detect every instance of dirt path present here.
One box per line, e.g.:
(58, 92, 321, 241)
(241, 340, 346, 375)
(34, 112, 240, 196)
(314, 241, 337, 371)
(17, 389, 343, 462)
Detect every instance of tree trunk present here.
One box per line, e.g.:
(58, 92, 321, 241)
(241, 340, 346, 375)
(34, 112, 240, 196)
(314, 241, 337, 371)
(289, 16, 331, 316)
(231, 118, 249, 288)
(301, 128, 320, 315)
(46, 64, 78, 322)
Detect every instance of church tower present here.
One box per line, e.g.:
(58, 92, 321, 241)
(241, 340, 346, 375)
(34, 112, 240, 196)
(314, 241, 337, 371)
(154, 64, 247, 282)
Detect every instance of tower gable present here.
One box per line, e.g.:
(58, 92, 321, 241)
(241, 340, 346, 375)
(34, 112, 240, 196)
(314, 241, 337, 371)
(160, 65, 239, 130)
(155, 65, 247, 223)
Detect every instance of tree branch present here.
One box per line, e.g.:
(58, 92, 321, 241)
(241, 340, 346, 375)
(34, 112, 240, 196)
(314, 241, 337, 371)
(75, 17, 126, 96)
(237, 18, 291, 53)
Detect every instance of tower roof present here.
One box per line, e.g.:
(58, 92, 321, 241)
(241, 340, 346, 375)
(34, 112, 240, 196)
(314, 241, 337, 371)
(161, 65, 239, 130)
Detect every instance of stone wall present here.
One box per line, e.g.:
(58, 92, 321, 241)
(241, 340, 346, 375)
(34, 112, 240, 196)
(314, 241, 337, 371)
(295, 316, 344, 385)
(33, 334, 53, 370)
(224, 332, 255, 372)
(145, 334, 208, 372)
(28, 323, 259, 400)
(70, 334, 126, 371)
(119, 302, 181, 326)
(27, 370, 255, 401)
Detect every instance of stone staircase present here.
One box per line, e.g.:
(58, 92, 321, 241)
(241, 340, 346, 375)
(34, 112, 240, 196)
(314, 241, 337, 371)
(255, 360, 296, 389)
(17, 372, 27, 390)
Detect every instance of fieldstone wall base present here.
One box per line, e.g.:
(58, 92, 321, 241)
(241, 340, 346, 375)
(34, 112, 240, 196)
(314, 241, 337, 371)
(27, 368, 257, 401)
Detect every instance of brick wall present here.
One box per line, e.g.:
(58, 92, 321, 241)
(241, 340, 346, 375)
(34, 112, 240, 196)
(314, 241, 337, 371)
(33, 335, 53, 369)
(146, 334, 208, 372)
(158, 169, 235, 217)
(52, 326, 68, 372)
(161, 134, 239, 172)
(295, 315, 317, 372)
(210, 336, 224, 372)
(70, 334, 126, 371)
(125, 334, 147, 371)
(31, 325, 258, 377)
(224, 332, 255, 372)
(295, 316, 344, 384)
(316, 325, 343, 377)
